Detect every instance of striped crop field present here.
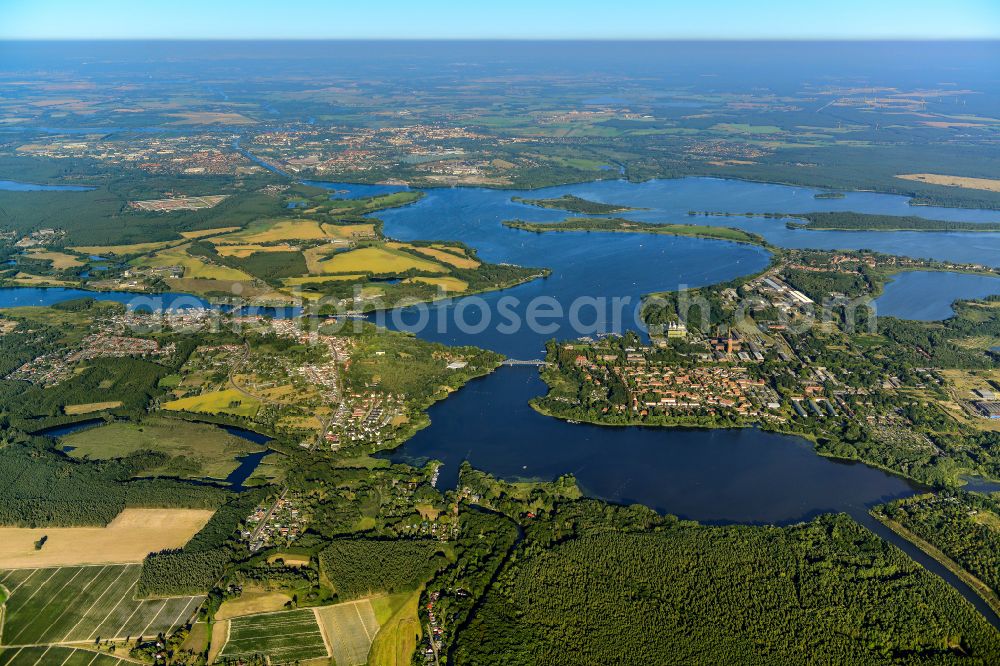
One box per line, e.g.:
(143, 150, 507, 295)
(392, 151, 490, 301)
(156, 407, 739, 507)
(0, 645, 130, 665)
(218, 608, 329, 663)
(0, 564, 203, 646)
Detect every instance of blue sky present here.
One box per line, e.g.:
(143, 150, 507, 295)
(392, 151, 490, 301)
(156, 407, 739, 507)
(2, 0, 999, 39)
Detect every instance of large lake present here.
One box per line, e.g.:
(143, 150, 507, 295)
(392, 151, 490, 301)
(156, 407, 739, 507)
(6, 175, 1000, 624)
(4, 177, 998, 519)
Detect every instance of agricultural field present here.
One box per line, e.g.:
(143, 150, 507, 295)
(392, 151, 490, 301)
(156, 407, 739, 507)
(315, 599, 380, 666)
(60, 417, 265, 480)
(0, 509, 215, 569)
(217, 608, 329, 664)
(403, 276, 468, 292)
(897, 173, 1000, 192)
(368, 591, 421, 666)
(0, 646, 128, 665)
(0, 564, 203, 645)
(211, 218, 330, 244)
(321, 222, 377, 239)
(406, 244, 480, 269)
(314, 245, 446, 274)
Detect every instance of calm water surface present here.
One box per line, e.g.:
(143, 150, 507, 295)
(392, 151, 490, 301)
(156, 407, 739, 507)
(6, 178, 1000, 527)
(0, 180, 94, 192)
(875, 271, 1000, 320)
(381, 367, 920, 525)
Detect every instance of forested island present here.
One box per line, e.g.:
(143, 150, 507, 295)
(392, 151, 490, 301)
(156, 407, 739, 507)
(786, 211, 1000, 232)
(511, 194, 641, 214)
(503, 216, 763, 244)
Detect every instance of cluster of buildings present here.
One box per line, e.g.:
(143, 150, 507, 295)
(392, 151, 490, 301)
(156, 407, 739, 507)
(327, 391, 404, 449)
(14, 228, 65, 248)
(685, 139, 771, 165)
(971, 387, 1000, 420)
(747, 274, 814, 311)
(14, 133, 260, 175)
(6, 334, 174, 386)
(610, 359, 780, 418)
(242, 494, 305, 553)
(423, 591, 445, 664)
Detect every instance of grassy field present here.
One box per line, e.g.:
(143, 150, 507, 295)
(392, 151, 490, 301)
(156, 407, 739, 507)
(0, 646, 130, 665)
(267, 553, 310, 567)
(283, 273, 365, 286)
(72, 240, 183, 255)
(0, 564, 203, 645)
(368, 591, 421, 666)
(215, 243, 299, 258)
(215, 591, 292, 620)
(218, 608, 329, 663)
(0, 509, 214, 569)
(24, 249, 86, 269)
(63, 401, 123, 415)
(315, 600, 380, 666)
(179, 226, 240, 239)
(60, 416, 263, 479)
(162, 389, 261, 418)
(316, 246, 446, 274)
(135, 244, 253, 281)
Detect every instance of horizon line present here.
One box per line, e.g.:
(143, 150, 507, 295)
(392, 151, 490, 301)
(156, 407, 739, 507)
(1, 37, 998, 43)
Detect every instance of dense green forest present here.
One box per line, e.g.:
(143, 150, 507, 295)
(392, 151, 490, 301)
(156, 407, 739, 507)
(877, 492, 1000, 597)
(451, 502, 1000, 665)
(0, 175, 282, 246)
(318, 539, 449, 599)
(138, 488, 268, 598)
(0, 442, 228, 527)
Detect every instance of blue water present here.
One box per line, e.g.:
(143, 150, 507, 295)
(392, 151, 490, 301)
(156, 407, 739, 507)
(0, 180, 94, 192)
(307, 176, 998, 356)
(5, 176, 1000, 525)
(225, 449, 274, 491)
(32, 418, 106, 438)
(382, 366, 920, 525)
(0, 287, 210, 311)
(875, 271, 1000, 320)
(301, 180, 411, 199)
(961, 476, 1000, 494)
(369, 177, 1000, 269)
